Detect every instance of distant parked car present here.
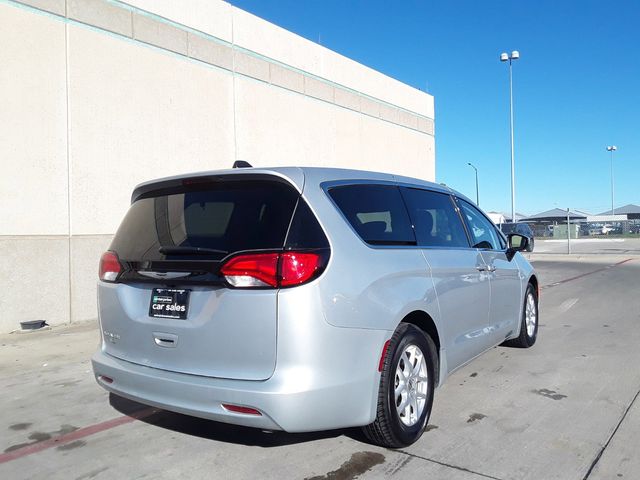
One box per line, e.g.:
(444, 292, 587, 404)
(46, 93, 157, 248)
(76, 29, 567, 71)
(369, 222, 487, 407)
(601, 224, 614, 235)
(579, 224, 592, 236)
(499, 222, 535, 252)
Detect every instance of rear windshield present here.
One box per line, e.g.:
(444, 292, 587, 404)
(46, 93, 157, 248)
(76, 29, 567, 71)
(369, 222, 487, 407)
(110, 180, 299, 261)
(500, 223, 532, 235)
(500, 223, 517, 234)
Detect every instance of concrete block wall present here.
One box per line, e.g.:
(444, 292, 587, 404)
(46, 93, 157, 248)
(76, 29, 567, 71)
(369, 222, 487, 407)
(0, 0, 435, 333)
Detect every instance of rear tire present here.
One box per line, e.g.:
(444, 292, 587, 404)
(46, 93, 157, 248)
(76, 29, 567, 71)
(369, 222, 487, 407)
(503, 283, 538, 348)
(362, 323, 437, 448)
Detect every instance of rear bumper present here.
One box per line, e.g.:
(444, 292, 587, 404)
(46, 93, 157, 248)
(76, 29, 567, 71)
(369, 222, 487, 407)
(92, 333, 387, 432)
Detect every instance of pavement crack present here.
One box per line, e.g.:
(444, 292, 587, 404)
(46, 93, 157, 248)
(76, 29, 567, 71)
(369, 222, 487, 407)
(582, 387, 640, 480)
(395, 450, 504, 480)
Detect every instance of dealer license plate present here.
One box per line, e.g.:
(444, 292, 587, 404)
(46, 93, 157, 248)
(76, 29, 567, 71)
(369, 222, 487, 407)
(149, 288, 190, 319)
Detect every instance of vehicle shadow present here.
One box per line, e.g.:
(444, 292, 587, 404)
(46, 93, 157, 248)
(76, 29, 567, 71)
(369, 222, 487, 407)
(109, 393, 367, 447)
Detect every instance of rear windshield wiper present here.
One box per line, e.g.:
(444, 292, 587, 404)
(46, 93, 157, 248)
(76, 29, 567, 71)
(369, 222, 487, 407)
(159, 246, 228, 256)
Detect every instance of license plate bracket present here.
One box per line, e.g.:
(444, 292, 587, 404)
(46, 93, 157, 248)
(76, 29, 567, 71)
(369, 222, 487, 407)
(149, 288, 190, 319)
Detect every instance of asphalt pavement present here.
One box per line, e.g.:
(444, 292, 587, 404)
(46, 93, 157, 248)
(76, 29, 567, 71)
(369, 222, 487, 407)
(1, 255, 639, 480)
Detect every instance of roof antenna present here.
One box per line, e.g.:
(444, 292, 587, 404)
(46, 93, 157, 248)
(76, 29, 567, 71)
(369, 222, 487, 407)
(233, 160, 252, 168)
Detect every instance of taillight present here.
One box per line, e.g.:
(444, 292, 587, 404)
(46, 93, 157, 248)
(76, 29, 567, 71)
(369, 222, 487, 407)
(220, 253, 279, 287)
(280, 252, 322, 286)
(99, 251, 122, 282)
(220, 252, 324, 288)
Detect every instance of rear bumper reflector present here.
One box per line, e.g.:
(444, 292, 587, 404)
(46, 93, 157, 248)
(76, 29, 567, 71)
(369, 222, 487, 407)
(378, 340, 391, 372)
(221, 404, 262, 416)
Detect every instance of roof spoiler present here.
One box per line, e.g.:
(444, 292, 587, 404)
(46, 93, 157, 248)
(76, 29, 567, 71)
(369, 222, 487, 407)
(233, 160, 253, 169)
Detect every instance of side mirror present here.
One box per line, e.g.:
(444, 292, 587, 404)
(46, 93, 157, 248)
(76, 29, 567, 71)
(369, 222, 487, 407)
(506, 233, 529, 261)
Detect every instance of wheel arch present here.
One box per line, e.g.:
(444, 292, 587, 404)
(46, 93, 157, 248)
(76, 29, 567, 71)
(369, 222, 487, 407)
(528, 274, 539, 297)
(400, 310, 441, 386)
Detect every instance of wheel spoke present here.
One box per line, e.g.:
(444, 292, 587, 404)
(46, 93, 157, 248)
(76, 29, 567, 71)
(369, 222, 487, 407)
(412, 352, 423, 376)
(403, 401, 412, 421)
(395, 378, 406, 397)
(403, 351, 413, 376)
(397, 366, 407, 384)
(397, 394, 410, 413)
(409, 395, 418, 420)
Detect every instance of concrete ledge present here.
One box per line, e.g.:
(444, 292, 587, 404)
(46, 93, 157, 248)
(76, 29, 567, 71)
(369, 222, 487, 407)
(359, 96, 380, 118)
(133, 12, 187, 55)
(14, 0, 64, 15)
(68, 0, 132, 37)
(233, 50, 270, 83)
(418, 116, 434, 134)
(303, 75, 334, 103)
(269, 62, 304, 93)
(333, 88, 361, 111)
(379, 103, 400, 124)
(187, 31, 233, 70)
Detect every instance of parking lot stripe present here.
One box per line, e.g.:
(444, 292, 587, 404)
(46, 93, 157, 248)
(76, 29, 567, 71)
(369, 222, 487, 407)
(0, 407, 158, 464)
(540, 258, 634, 290)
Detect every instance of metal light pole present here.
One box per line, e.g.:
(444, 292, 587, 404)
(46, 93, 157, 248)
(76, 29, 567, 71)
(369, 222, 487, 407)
(467, 162, 479, 206)
(567, 208, 571, 254)
(606, 146, 617, 216)
(500, 50, 520, 223)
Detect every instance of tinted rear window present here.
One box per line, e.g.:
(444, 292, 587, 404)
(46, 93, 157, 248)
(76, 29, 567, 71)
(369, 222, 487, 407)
(110, 180, 299, 261)
(328, 184, 416, 245)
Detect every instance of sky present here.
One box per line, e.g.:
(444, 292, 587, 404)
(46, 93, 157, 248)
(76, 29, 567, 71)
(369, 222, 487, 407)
(229, 0, 640, 216)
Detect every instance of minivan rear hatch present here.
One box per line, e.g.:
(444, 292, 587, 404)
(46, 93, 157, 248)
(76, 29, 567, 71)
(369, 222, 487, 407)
(98, 174, 308, 380)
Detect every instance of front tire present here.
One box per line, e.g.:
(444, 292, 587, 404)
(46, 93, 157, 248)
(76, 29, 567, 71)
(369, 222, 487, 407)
(503, 283, 538, 348)
(362, 323, 437, 448)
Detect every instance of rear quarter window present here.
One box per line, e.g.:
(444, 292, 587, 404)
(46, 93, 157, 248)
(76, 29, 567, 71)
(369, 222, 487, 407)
(327, 184, 416, 246)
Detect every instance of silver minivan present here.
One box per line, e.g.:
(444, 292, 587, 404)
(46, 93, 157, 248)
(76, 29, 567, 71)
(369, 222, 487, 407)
(92, 166, 538, 447)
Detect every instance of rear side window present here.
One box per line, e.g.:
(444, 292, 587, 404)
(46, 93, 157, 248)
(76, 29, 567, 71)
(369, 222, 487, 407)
(110, 180, 299, 261)
(400, 188, 469, 248)
(328, 184, 416, 246)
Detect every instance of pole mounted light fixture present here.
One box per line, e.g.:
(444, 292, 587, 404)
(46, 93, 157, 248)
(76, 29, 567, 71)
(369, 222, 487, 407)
(500, 50, 519, 222)
(606, 146, 617, 216)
